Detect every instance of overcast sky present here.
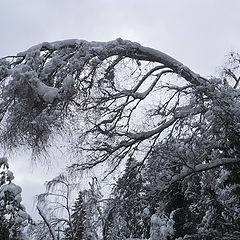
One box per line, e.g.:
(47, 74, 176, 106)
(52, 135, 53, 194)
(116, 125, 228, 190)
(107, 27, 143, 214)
(1, 0, 240, 219)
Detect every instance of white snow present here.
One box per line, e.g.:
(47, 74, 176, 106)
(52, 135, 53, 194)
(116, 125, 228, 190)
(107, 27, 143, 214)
(171, 157, 240, 184)
(6, 205, 13, 211)
(17, 39, 87, 57)
(15, 193, 23, 203)
(0, 182, 22, 196)
(29, 77, 60, 103)
(6, 170, 14, 181)
(62, 75, 74, 92)
(150, 214, 174, 240)
(18, 210, 29, 220)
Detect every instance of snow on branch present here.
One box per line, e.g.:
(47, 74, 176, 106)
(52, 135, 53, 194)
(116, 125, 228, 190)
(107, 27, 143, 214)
(0, 38, 206, 153)
(15, 38, 203, 85)
(171, 158, 240, 184)
(1, 38, 240, 181)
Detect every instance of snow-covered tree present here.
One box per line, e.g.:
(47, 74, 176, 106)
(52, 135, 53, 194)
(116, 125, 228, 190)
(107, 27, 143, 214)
(145, 142, 203, 239)
(34, 173, 103, 240)
(1, 38, 239, 173)
(1, 39, 240, 238)
(35, 173, 79, 240)
(26, 220, 54, 240)
(104, 158, 150, 239)
(80, 178, 104, 240)
(64, 191, 86, 240)
(0, 157, 31, 240)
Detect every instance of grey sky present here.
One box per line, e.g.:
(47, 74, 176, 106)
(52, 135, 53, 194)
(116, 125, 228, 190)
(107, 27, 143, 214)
(1, 0, 240, 219)
(2, 0, 240, 75)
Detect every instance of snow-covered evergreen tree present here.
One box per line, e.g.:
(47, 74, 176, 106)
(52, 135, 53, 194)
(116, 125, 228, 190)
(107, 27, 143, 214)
(0, 157, 31, 240)
(64, 191, 86, 240)
(105, 158, 150, 239)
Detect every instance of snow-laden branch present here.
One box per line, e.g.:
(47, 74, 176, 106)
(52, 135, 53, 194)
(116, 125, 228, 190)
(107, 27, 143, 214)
(2, 37, 240, 181)
(14, 38, 203, 103)
(171, 158, 240, 184)
(1, 38, 205, 110)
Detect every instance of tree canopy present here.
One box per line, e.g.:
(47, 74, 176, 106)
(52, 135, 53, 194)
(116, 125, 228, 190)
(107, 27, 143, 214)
(1, 39, 240, 239)
(1, 39, 239, 171)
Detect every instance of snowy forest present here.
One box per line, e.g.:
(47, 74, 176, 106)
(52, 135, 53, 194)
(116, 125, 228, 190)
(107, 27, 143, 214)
(0, 38, 240, 239)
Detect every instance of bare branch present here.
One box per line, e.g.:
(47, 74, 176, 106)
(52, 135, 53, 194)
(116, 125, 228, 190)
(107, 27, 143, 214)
(37, 206, 57, 240)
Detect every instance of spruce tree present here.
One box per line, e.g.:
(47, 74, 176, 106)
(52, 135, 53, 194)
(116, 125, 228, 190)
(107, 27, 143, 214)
(65, 191, 86, 240)
(0, 158, 30, 240)
(106, 158, 150, 239)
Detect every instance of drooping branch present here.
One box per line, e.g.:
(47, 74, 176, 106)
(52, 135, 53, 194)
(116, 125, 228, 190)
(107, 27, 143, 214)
(1, 38, 240, 181)
(0, 38, 205, 154)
